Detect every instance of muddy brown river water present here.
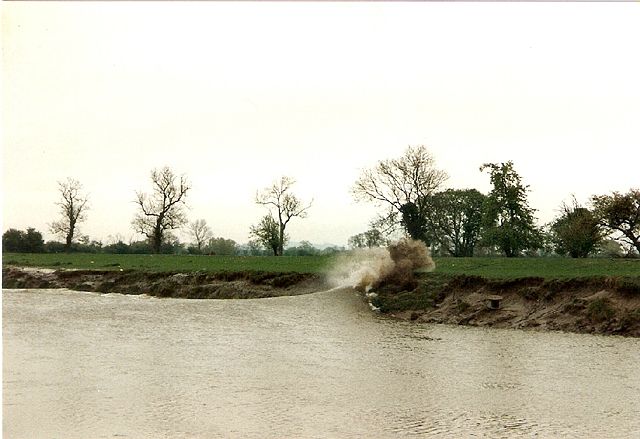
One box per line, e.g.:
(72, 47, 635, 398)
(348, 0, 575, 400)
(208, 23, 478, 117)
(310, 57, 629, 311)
(3, 288, 640, 438)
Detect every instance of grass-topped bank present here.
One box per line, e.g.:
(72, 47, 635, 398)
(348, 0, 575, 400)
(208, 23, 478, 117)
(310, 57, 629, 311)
(370, 272, 640, 337)
(1, 266, 326, 299)
(3, 253, 639, 336)
(3, 253, 639, 277)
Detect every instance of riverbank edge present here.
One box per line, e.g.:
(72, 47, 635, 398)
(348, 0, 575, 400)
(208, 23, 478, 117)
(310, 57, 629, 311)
(3, 266, 640, 337)
(1, 266, 326, 299)
(371, 273, 640, 337)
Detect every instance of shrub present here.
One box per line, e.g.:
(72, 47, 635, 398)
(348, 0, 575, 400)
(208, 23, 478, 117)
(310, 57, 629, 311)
(587, 298, 616, 322)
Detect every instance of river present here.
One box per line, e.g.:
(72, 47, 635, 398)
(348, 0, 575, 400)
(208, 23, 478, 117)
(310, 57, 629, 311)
(3, 288, 639, 438)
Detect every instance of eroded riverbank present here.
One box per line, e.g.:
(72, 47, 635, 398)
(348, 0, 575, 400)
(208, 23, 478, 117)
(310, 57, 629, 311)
(3, 266, 640, 337)
(2, 266, 325, 299)
(372, 274, 640, 337)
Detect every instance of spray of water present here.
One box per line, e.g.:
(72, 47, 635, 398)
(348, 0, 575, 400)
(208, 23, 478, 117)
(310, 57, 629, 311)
(327, 238, 435, 292)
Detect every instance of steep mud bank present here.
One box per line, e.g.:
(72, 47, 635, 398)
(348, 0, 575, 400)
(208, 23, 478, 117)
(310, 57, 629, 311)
(2, 267, 325, 299)
(372, 274, 640, 337)
(4, 266, 640, 337)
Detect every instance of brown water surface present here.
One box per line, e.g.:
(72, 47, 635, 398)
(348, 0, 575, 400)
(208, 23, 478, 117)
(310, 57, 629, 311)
(3, 288, 639, 438)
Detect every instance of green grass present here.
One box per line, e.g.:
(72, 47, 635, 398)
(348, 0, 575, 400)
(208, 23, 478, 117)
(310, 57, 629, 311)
(2, 253, 639, 278)
(1, 253, 333, 274)
(433, 257, 640, 279)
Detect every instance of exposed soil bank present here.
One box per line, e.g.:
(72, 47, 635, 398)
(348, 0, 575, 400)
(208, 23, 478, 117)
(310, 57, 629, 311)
(2, 267, 325, 299)
(4, 267, 640, 337)
(371, 274, 640, 337)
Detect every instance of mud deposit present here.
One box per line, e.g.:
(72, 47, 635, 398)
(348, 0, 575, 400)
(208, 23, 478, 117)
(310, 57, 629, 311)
(373, 274, 640, 337)
(2, 267, 324, 299)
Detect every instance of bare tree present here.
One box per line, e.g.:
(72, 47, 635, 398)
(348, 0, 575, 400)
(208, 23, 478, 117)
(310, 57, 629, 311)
(49, 178, 89, 252)
(352, 145, 448, 237)
(255, 176, 312, 256)
(189, 219, 213, 252)
(132, 167, 190, 253)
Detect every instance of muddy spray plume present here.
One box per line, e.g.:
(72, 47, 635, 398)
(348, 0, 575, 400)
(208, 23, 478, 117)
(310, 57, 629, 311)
(327, 239, 435, 292)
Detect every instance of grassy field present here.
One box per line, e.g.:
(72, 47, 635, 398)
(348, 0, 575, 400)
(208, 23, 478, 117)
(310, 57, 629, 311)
(2, 252, 640, 278)
(2, 253, 333, 274)
(433, 257, 640, 279)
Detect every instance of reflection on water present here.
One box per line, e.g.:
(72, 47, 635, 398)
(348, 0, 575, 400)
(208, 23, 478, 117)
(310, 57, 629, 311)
(3, 288, 640, 438)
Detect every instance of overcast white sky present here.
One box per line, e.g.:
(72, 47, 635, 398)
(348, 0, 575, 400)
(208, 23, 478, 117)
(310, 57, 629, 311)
(2, 2, 639, 247)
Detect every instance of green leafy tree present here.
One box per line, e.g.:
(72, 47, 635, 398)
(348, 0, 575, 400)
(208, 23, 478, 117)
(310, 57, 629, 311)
(246, 240, 266, 256)
(363, 228, 386, 248)
(423, 189, 487, 257)
(256, 176, 312, 256)
(348, 228, 386, 249)
(550, 197, 602, 258)
(207, 237, 237, 256)
(480, 161, 542, 257)
(23, 228, 44, 253)
(597, 239, 624, 258)
(2, 228, 44, 253)
(352, 145, 448, 239)
(348, 233, 366, 249)
(399, 202, 429, 242)
(250, 214, 284, 256)
(2, 228, 24, 252)
(284, 241, 319, 256)
(591, 188, 640, 254)
(132, 167, 191, 253)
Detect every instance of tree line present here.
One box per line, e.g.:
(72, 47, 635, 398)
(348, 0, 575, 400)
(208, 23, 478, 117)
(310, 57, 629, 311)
(350, 146, 639, 258)
(3, 168, 314, 256)
(3, 148, 638, 258)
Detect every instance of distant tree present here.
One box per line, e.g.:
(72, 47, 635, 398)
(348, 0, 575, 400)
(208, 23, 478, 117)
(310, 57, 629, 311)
(132, 167, 191, 253)
(348, 228, 386, 249)
(591, 189, 640, 254)
(129, 240, 152, 254)
(348, 233, 366, 249)
(159, 233, 185, 254)
(49, 178, 89, 253)
(480, 161, 542, 257)
(247, 239, 266, 256)
(188, 219, 213, 253)
(352, 145, 448, 239)
(363, 229, 386, 248)
(207, 237, 237, 255)
(320, 246, 345, 255)
(2, 229, 24, 252)
(550, 196, 602, 258)
(70, 235, 102, 253)
(423, 189, 487, 257)
(284, 240, 319, 256)
(44, 241, 67, 253)
(250, 214, 284, 256)
(2, 228, 44, 253)
(21, 228, 44, 252)
(103, 240, 131, 254)
(597, 239, 624, 258)
(255, 176, 312, 256)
